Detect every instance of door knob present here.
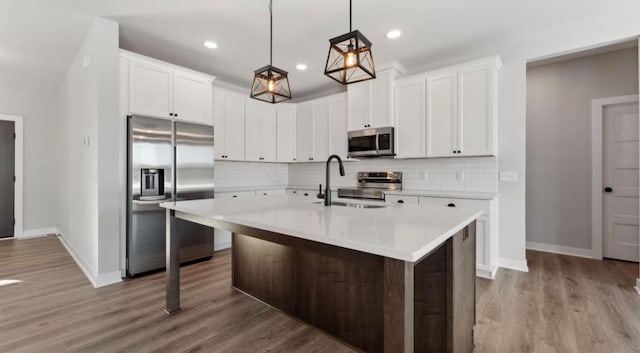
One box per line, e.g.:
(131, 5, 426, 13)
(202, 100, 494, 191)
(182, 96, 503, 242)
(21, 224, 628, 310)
(604, 187, 613, 193)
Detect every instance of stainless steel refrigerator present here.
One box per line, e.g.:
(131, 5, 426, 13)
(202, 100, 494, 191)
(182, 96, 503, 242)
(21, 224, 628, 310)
(127, 115, 214, 276)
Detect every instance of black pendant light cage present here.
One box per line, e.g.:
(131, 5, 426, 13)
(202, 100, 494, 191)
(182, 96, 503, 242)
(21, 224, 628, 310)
(324, 0, 376, 85)
(251, 0, 292, 104)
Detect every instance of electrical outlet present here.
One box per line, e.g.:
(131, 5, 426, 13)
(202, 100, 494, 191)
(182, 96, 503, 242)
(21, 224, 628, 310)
(422, 171, 429, 180)
(499, 171, 518, 182)
(456, 170, 465, 181)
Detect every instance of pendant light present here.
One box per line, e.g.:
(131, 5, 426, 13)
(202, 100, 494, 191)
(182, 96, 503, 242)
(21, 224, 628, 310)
(250, 0, 292, 103)
(324, 0, 376, 85)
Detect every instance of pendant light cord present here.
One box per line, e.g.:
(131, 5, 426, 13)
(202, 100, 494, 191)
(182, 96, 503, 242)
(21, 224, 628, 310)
(269, 0, 273, 66)
(349, 0, 352, 32)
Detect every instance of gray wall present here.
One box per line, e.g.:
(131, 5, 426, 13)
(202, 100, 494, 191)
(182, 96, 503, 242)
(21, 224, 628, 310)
(526, 48, 638, 251)
(0, 84, 58, 231)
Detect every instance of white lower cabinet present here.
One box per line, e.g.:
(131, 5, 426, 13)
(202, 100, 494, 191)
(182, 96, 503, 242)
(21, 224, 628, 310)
(213, 189, 287, 249)
(385, 195, 419, 205)
(213, 191, 255, 250)
(385, 194, 499, 279)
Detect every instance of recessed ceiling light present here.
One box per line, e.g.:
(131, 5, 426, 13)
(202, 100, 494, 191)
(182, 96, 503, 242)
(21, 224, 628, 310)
(296, 64, 307, 71)
(386, 29, 402, 39)
(203, 41, 218, 49)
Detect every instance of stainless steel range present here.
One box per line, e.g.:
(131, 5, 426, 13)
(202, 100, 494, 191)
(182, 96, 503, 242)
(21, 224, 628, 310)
(337, 172, 402, 201)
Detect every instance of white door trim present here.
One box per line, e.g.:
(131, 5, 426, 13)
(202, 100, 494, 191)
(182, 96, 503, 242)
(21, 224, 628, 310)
(591, 95, 639, 260)
(0, 114, 23, 237)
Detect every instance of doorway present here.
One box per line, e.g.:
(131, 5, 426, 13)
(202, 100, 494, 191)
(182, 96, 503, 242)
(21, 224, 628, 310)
(0, 120, 15, 238)
(592, 96, 639, 262)
(526, 40, 638, 260)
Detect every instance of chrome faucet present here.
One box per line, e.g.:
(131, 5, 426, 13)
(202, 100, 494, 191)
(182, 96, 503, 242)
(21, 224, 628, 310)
(324, 154, 345, 206)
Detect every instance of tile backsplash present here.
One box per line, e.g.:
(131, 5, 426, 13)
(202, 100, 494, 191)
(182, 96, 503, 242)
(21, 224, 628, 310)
(288, 157, 498, 193)
(214, 161, 289, 189)
(215, 157, 498, 193)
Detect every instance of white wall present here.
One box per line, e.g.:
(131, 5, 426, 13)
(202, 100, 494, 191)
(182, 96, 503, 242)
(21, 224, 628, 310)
(527, 48, 638, 252)
(0, 85, 58, 233)
(57, 18, 121, 287)
(289, 157, 498, 193)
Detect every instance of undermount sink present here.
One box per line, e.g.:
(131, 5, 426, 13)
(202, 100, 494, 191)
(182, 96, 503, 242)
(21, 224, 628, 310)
(313, 201, 388, 209)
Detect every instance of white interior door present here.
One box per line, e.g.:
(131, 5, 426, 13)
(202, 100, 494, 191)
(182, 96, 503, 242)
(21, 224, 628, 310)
(603, 101, 639, 262)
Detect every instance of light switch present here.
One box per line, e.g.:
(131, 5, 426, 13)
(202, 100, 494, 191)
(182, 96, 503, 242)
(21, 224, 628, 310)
(422, 171, 429, 180)
(456, 170, 465, 181)
(499, 171, 517, 182)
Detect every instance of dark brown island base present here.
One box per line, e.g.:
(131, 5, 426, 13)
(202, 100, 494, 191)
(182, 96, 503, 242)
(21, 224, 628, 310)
(163, 204, 476, 353)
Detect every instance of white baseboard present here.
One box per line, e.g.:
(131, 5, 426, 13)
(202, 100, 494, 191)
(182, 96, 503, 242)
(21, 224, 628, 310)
(636, 279, 640, 295)
(57, 233, 122, 288)
(476, 268, 497, 279)
(17, 227, 59, 239)
(526, 241, 593, 259)
(57, 234, 97, 287)
(498, 257, 529, 273)
(94, 271, 123, 288)
(214, 241, 232, 251)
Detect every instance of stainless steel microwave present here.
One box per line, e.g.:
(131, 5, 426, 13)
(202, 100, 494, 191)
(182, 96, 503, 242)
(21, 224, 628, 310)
(347, 127, 395, 158)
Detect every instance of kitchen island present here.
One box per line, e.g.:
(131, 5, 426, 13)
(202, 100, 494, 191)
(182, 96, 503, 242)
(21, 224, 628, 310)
(161, 196, 482, 353)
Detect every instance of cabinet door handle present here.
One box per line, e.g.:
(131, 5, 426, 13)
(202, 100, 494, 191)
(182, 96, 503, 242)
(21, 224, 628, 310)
(304, 193, 309, 196)
(604, 187, 613, 193)
(263, 193, 268, 196)
(397, 200, 404, 204)
(447, 203, 456, 207)
(232, 195, 238, 198)
(175, 113, 179, 117)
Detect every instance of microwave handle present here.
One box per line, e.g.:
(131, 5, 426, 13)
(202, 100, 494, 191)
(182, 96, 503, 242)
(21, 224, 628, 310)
(375, 132, 380, 153)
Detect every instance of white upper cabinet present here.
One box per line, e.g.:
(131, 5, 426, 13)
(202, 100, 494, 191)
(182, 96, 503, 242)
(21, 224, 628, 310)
(245, 101, 277, 162)
(123, 50, 214, 124)
(395, 56, 500, 158)
(297, 105, 314, 162)
(213, 92, 226, 160)
(394, 77, 426, 158)
(347, 81, 370, 130)
(347, 64, 405, 131)
(458, 65, 497, 156)
(296, 93, 346, 162)
(172, 69, 213, 124)
(313, 103, 329, 161)
(129, 59, 173, 118)
(213, 89, 245, 161)
(328, 97, 348, 159)
(426, 71, 458, 157)
(276, 105, 298, 163)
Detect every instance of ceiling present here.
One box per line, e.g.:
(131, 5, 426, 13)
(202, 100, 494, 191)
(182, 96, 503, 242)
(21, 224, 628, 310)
(1, 0, 639, 97)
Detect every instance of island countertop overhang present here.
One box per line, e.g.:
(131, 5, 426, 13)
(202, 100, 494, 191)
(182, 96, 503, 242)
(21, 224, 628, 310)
(161, 196, 482, 263)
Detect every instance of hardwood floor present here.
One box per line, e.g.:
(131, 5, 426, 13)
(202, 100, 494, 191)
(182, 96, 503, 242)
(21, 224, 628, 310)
(0, 235, 639, 353)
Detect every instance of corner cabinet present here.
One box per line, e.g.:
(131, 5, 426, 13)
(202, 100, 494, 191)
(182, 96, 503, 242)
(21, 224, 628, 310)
(213, 90, 245, 161)
(245, 101, 277, 162)
(297, 93, 348, 162)
(122, 50, 214, 124)
(394, 56, 501, 159)
(347, 64, 406, 131)
(276, 105, 298, 162)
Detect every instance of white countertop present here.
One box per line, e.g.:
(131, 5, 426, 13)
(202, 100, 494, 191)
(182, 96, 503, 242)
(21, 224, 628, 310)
(288, 185, 499, 200)
(161, 196, 482, 263)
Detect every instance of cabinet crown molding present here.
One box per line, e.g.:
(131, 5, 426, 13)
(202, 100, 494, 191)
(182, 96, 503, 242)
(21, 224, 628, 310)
(120, 49, 216, 82)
